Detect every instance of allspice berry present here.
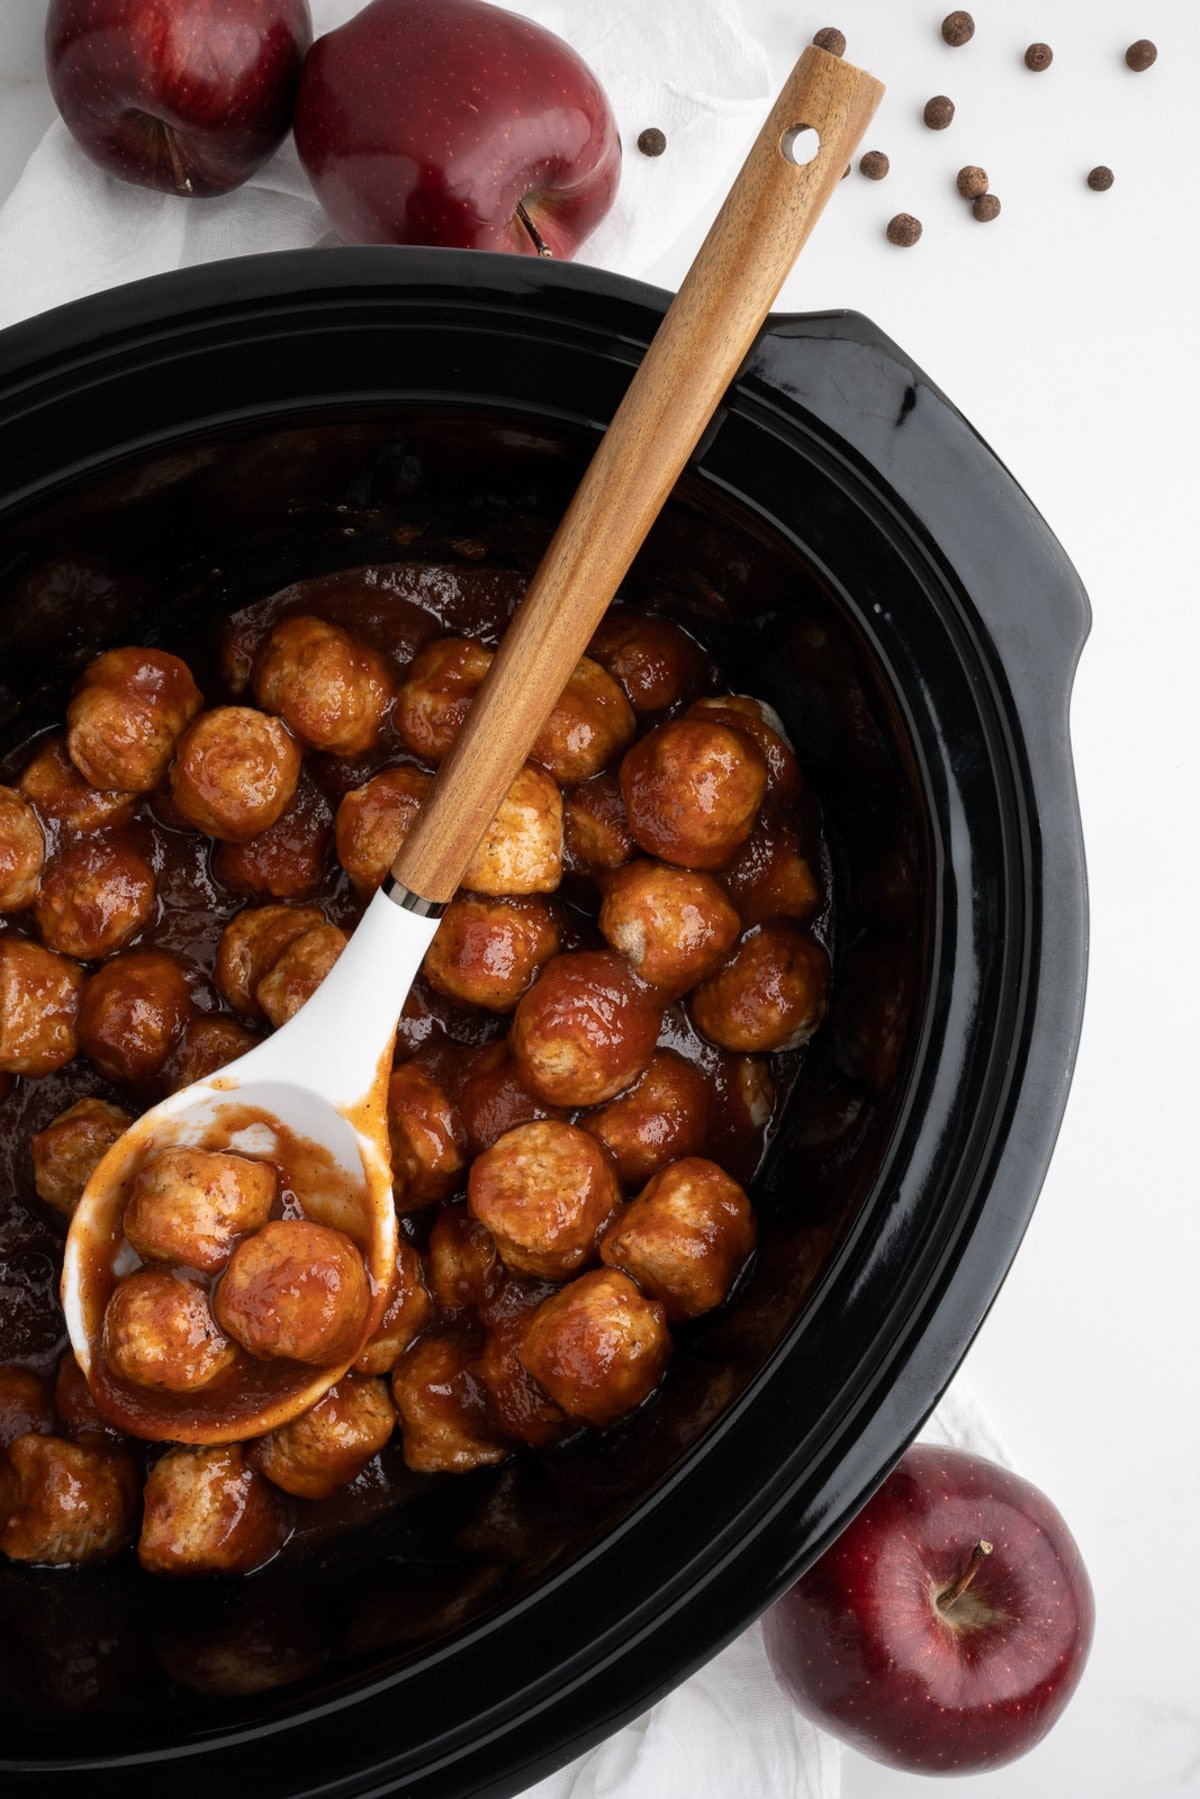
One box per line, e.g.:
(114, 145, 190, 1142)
(941, 11, 975, 47)
(886, 213, 923, 247)
(956, 165, 988, 199)
(860, 150, 890, 180)
(923, 95, 955, 129)
(1087, 166, 1114, 191)
(1024, 42, 1053, 71)
(972, 193, 1001, 222)
(1125, 39, 1157, 72)
(813, 27, 846, 56)
(637, 128, 667, 158)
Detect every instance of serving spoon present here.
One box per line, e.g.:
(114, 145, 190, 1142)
(63, 44, 884, 1442)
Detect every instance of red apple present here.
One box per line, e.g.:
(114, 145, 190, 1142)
(293, 0, 620, 257)
(45, 0, 313, 198)
(763, 1444, 1095, 1774)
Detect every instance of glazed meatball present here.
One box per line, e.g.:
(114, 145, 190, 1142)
(138, 1444, 289, 1576)
(391, 1332, 508, 1475)
(0, 1366, 54, 1447)
(335, 765, 432, 891)
(422, 895, 559, 1013)
(691, 926, 829, 1053)
(588, 610, 712, 714)
(0, 1434, 139, 1565)
(582, 1050, 710, 1188)
(563, 771, 635, 876)
(530, 657, 636, 784)
(461, 761, 562, 897)
(214, 1219, 370, 1366)
(54, 1351, 122, 1440)
(66, 647, 202, 792)
(354, 1238, 431, 1376)
(77, 949, 192, 1085)
(0, 938, 85, 1076)
(33, 838, 156, 959)
(167, 1014, 258, 1090)
(687, 695, 801, 798)
(213, 775, 333, 900)
(427, 1206, 502, 1316)
(455, 1041, 563, 1158)
(468, 1121, 619, 1281)
(518, 1268, 671, 1428)
(123, 1146, 277, 1275)
(722, 819, 820, 927)
(169, 707, 302, 842)
(255, 923, 347, 1029)
(17, 734, 135, 834)
(599, 860, 740, 993)
(30, 1097, 132, 1218)
(387, 1061, 467, 1207)
(251, 1376, 395, 1499)
(601, 1157, 757, 1320)
(103, 1267, 238, 1393)
(476, 1293, 566, 1448)
(214, 902, 326, 1019)
(252, 615, 394, 757)
(0, 786, 44, 913)
(512, 950, 662, 1107)
(395, 637, 493, 764)
(620, 720, 767, 870)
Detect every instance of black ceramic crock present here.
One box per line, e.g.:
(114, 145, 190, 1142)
(0, 250, 1088, 1796)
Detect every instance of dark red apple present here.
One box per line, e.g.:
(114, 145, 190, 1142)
(293, 0, 620, 256)
(763, 1444, 1095, 1774)
(45, 0, 313, 198)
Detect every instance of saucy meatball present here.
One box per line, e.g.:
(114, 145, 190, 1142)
(354, 1238, 431, 1376)
(395, 637, 493, 764)
(252, 615, 393, 757)
(77, 949, 192, 1085)
(563, 771, 635, 876)
(599, 860, 740, 993)
(582, 1050, 710, 1188)
(17, 734, 134, 834)
(620, 719, 767, 870)
(103, 1267, 238, 1393)
(169, 707, 302, 842)
(512, 950, 662, 1107)
(391, 1332, 508, 1475)
(691, 926, 829, 1053)
(213, 775, 333, 899)
(455, 1041, 563, 1158)
(462, 761, 562, 897)
(214, 1219, 370, 1366)
(138, 1444, 289, 1576)
(422, 895, 559, 1013)
(600, 1157, 756, 1320)
(33, 838, 156, 959)
(0, 1434, 139, 1566)
(167, 1014, 258, 1090)
(335, 765, 432, 891)
(723, 819, 820, 928)
(468, 1121, 619, 1281)
(30, 1096, 131, 1218)
(214, 902, 326, 1019)
(518, 1268, 671, 1428)
(476, 1294, 566, 1449)
(687, 695, 801, 798)
(54, 1351, 121, 1440)
(588, 610, 712, 715)
(0, 786, 44, 913)
(0, 938, 85, 1076)
(255, 923, 347, 1029)
(0, 1366, 54, 1447)
(427, 1206, 502, 1316)
(66, 647, 202, 793)
(251, 1376, 395, 1499)
(123, 1146, 276, 1275)
(530, 657, 636, 784)
(387, 1061, 467, 1207)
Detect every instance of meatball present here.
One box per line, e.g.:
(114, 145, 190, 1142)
(427, 1206, 502, 1316)
(138, 1444, 289, 1576)
(167, 1014, 258, 1090)
(0, 1434, 139, 1565)
(0, 1366, 54, 1447)
(335, 765, 432, 891)
(722, 820, 820, 928)
(30, 1096, 132, 1218)
(476, 1294, 566, 1448)
(251, 615, 394, 757)
(214, 902, 326, 1019)
(455, 1041, 563, 1158)
(582, 1050, 710, 1188)
(103, 1267, 239, 1393)
(255, 923, 347, 1029)
(468, 1121, 619, 1281)
(251, 1376, 395, 1499)
(213, 774, 332, 899)
(395, 636, 493, 764)
(588, 610, 712, 714)
(0, 938, 85, 1076)
(599, 860, 740, 993)
(77, 949, 192, 1085)
(687, 695, 801, 798)
(422, 895, 559, 1013)
(462, 761, 562, 897)
(391, 1333, 508, 1475)
(387, 1061, 467, 1207)
(691, 926, 829, 1053)
(169, 707, 302, 842)
(123, 1146, 277, 1275)
(0, 786, 44, 913)
(530, 657, 636, 784)
(354, 1238, 431, 1375)
(33, 838, 156, 959)
(518, 1268, 671, 1428)
(17, 734, 135, 834)
(66, 647, 202, 792)
(563, 771, 636, 876)
(214, 1219, 370, 1366)
(620, 720, 767, 870)
(54, 1351, 122, 1440)
(600, 1157, 756, 1320)
(512, 950, 662, 1107)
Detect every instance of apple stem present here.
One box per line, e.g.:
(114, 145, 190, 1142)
(937, 1540, 994, 1612)
(516, 202, 553, 258)
(161, 123, 193, 197)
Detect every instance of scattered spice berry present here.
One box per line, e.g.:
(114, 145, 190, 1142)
(923, 95, 955, 129)
(1087, 165, 1114, 191)
(1125, 39, 1157, 71)
(972, 193, 1001, 221)
(886, 213, 922, 247)
(637, 128, 667, 158)
(812, 27, 846, 55)
(956, 164, 988, 199)
(1024, 42, 1053, 71)
(941, 11, 975, 47)
(860, 150, 890, 180)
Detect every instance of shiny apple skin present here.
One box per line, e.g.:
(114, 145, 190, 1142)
(45, 0, 313, 198)
(762, 1445, 1096, 1774)
(293, 0, 620, 255)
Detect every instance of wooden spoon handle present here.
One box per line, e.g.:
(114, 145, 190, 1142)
(391, 44, 884, 905)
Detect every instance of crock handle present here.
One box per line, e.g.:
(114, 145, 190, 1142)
(390, 45, 885, 905)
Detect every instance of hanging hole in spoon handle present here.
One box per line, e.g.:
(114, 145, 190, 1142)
(389, 44, 884, 908)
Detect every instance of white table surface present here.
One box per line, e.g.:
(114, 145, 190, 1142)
(1, 2, 1197, 1795)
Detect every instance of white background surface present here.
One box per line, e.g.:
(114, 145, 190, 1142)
(1, 2, 1198, 1794)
